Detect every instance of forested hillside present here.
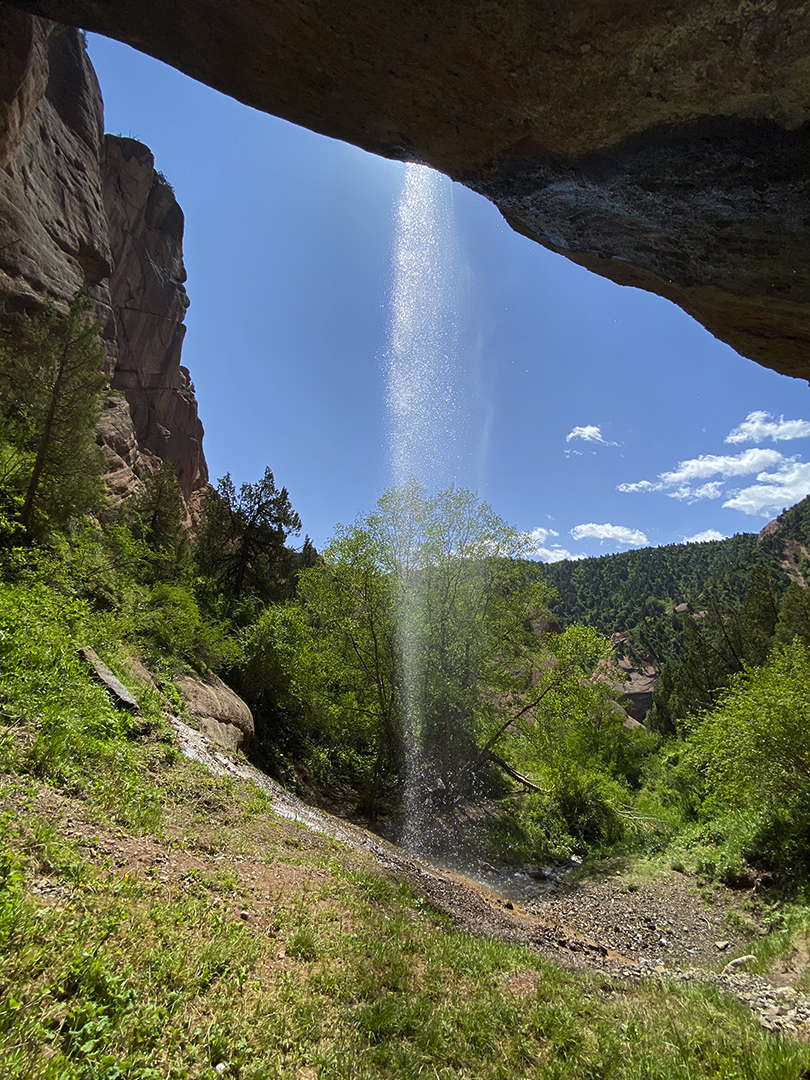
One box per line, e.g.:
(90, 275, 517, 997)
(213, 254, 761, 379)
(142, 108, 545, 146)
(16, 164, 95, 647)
(533, 533, 760, 635)
(536, 497, 810, 642)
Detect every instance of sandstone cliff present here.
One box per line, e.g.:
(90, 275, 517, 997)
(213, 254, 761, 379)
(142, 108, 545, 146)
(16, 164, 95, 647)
(0, 9, 207, 507)
(6, 0, 810, 383)
(103, 135, 207, 503)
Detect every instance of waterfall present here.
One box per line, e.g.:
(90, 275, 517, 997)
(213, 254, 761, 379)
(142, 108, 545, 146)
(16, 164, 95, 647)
(384, 163, 471, 852)
(386, 164, 465, 491)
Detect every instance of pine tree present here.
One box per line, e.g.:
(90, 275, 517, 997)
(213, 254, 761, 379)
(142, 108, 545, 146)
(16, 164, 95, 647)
(774, 581, 810, 648)
(0, 290, 107, 537)
(126, 460, 190, 580)
(195, 467, 301, 611)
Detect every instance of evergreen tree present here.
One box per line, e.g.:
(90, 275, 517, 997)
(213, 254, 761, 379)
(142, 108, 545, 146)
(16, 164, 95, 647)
(125, 461, 190, 581)
(647, 562, 779, 734)
(195, 467, 301, 612)
(0, 290, 107, 537)
(739, 561, 780, 665)
(774, 581, 810, 648)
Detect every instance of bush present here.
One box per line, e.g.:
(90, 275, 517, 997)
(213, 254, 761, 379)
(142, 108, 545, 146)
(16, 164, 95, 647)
(0, 579, 162, 828)
(689, 641, 810, 885)
(491, 764, 629, 863)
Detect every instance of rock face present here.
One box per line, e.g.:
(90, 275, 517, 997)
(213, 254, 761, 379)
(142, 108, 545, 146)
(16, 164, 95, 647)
(174, 672, 254, 754)
(7, 0, 810, 381)
(0, 10, 207, 507)
(597, 633, 659, 723)
(0, 16, 112, 322)
(103, 135, 207, 502)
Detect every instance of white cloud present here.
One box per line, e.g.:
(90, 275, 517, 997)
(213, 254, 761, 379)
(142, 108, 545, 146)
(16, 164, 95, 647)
(617, 479, 659, 494)
(565, 424, 616, 446)
(683, 529, 727, 544)
(524, 527, 584, 562)
(618, 425, 810, 519)
(530, 545, 587, 563)
(659, 448, 783, 487)
(725, 410, 810, 445)
(723, 460, 810, 516)
(570, 522, 649, 546)
(527, 526, 559, 546)
(619, 447, 786, 505)
(667, 481, 724, 503)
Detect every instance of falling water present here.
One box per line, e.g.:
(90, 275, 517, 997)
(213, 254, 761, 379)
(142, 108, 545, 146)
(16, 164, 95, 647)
(387, 164, 474, 490)
(384, 163, 479, 853)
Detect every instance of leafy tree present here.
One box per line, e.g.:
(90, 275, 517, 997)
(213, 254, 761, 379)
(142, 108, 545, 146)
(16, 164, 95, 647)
(195, 467, 301, 613)
(0, 290, 107, 537)
(367, 482, 551, 797)
(689, 641, 810, 883)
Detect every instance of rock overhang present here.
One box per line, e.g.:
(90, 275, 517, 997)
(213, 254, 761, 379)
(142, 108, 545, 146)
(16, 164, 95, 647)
(7, 0, 810, 379)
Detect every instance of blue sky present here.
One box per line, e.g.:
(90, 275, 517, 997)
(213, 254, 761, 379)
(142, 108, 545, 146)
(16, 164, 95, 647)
(89, 35, 810, 559)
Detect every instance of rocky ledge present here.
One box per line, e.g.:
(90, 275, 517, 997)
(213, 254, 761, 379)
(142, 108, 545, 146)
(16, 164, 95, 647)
(7, 0, 810, 381)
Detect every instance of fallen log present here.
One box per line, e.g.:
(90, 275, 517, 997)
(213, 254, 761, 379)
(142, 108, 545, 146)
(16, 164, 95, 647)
(78, 646, 139, 713)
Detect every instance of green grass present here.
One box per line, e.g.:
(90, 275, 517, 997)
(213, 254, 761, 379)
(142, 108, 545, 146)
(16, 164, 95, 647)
(1, 573, 810, 1078)
(1, 760, 809, 1079)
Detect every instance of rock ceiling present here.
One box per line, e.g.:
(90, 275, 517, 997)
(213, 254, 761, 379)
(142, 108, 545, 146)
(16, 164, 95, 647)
(7, 0, 810, 380)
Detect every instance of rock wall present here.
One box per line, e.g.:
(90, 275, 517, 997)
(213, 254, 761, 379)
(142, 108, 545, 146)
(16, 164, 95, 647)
(103, 135, 207, 502)
(7, 0, 810, 382)
(0, 8, 207, 506)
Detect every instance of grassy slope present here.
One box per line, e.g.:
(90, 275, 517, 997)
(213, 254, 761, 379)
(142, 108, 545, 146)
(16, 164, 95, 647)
(1, 577, 810, 1077)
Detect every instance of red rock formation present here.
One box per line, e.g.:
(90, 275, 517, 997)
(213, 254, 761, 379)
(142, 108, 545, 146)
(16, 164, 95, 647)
(604, 633, 659, 723)
(0, 10, 207, 508)
(103, 135, 207, 502)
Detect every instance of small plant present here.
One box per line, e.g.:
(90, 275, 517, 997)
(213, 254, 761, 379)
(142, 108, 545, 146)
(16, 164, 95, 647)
(154, 168, 174, 194)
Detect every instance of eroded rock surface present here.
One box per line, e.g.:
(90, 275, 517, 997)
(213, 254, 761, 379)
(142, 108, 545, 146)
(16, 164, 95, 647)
(103, 135, 207, 501)
(0, 9, 207, 508)
(175, 672, 255, 754)
(8, 0, 810, 379)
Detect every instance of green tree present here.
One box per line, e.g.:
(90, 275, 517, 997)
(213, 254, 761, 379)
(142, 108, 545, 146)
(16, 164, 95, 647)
(0, 290, 107, 537)
(298, 524, 399, 808)
(689, 641, 810, 883)
(241, 482, 639, 844)
(195, 467, 301, 614)
(124, 460, 190, 581)
(774, 581, 810, 648)
(368, 482, 550, 796)
(240, 528, 400, 810)
(647, 562, 779, 736)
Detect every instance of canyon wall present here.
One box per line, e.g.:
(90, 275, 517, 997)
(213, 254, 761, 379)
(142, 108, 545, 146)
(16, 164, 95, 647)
(5, 0, 810, 382)
(0, 9, 207, 505)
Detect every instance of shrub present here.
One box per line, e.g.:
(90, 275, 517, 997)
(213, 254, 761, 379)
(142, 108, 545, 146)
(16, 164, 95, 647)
(689, 641, 810, 885)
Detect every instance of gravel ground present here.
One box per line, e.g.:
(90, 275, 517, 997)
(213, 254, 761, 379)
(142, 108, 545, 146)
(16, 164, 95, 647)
(174, 718, 810, 1040)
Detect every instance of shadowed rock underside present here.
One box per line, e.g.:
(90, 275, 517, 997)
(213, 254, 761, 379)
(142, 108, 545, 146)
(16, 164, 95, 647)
(5, 0, 810, 380)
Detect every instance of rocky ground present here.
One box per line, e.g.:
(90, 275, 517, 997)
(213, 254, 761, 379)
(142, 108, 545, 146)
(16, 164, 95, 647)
(14, 718, 807, 1046)
(172, 719, 810, 1041)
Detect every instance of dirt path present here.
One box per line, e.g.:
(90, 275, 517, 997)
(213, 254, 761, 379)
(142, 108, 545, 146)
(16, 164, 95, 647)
(170, 719, 810, 1039)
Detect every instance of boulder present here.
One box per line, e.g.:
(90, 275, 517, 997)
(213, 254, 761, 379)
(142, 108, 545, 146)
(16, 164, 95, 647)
(174, 672, 254, 753)
(8, 0, 810, 380)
